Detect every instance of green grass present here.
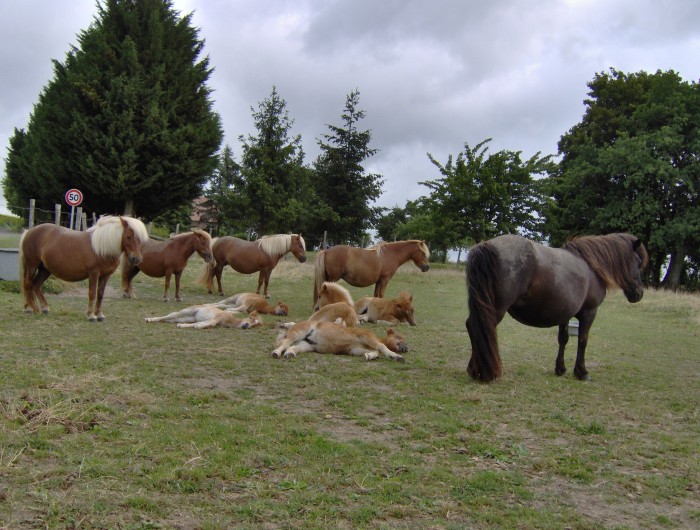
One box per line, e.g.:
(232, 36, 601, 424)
(1, 257, 698, 528)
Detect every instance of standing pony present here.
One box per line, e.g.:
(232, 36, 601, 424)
(313, 240, 430, 306)
(198, 234, 306, 297)
(121, 229, 212, 301)
(465, 233, 648, 382)
(19, 216, 148, 321)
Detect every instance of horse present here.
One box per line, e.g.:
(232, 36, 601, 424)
(19, 216, 149, 321)
(465, 233, 648, 382)
(355, 291, 416, 326)
(314, 281, 354, 311)
(213, 292, 289, 316)
(197, 234, 306, 297)
(145, 306, 262, 330)
(272, 320, 407, 362)
(121, 229, 213, 302)
(313, 240, 430, 305)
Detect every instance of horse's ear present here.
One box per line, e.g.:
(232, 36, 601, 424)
(632, 238, 642, 251)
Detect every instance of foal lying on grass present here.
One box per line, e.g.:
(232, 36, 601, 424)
(145, 306, 262, 329)
(355, 290, 416, 325)
(272, 320, 407, 361)
(214, 292, 288, 316)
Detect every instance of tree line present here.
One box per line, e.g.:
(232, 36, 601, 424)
(2, 1, 698, 290)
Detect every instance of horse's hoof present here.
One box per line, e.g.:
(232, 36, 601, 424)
(162, 298, 170, 303)
(395, 355, 405, 363)
(41, 308, 49, 314)
(576, 373, 590, 381)
(88, 317, 97, 322)
(272, 351, 280, 359)
(97, 316, 105, 322)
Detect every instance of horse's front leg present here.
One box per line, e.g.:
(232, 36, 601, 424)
(86, 273, 100, 321)
(573, 311, 597, 380)
(174, 272, 183, 302)
(94, 275, 111, 322)
(374, 277, 389, 298)
(555, 323, 569, 376)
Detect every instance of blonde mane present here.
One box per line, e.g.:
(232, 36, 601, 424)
(170, 229, 212, 241)
(258, 234, 305, 257)
(89, 216, 148, 257)
(368, 240, 430, 258)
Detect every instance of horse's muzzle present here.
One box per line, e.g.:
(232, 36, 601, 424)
(129, 255, 142, 266)
(420, 264, 430, 272)
(298, 256, 307, 263)
(626, 289, 644, 303)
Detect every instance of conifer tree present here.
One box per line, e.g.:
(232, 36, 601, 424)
(3, 0, 222, 220)
(313, 90, 384, 245)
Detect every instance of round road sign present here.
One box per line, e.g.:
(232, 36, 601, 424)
(65, 188, 83, 207)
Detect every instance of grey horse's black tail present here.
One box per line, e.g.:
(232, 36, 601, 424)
(466, 242, 503, 382)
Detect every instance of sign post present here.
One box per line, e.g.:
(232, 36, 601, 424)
(64, 189, 83, 230)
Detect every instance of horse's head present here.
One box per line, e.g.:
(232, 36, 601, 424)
(120, 217, 148, 266)
(273, 301, 289, 316)
(411, 241, 430, 272)
(241, 310, 263, 329)
(193, 231, 213, 263)
(395, 291, 416, 326)
(384, 328, 409, 354)
(290, 234, 307, 263)
(623, 237, 648, 303)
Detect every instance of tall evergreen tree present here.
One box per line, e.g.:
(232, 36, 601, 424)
(544, 69, 700, 289)
(313, 90, 384, 245)
(205, 144, 247, 235)
(3, 0, 222, 220)
(238, 86, 313, 235)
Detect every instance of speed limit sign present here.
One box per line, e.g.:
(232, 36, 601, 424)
(65, 188, 83, 207)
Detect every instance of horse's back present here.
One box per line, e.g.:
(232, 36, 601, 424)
(482, 234, 594, 326)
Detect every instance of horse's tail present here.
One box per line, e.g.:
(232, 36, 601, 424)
(465, 242, 503, 382)
(194, 260, 215, 291)
(18, 231, 37, 311)
(313, 251, 327, 307)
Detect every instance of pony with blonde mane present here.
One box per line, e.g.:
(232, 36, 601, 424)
(121, 229, 212, 301)
(20, 216, 148, 321)
(197, 234, 306, 297)
(313, 240, 430, 306)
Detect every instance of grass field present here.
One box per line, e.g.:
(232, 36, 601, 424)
(1, 251, 698, 529)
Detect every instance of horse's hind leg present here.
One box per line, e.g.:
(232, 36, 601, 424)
(214, 263, 225, 296)
(32, 267, 52, 313)
(555, 323, 569, 376)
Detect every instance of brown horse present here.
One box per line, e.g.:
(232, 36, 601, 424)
(466, 233, 648, 382)
(121, 229, 212, 302)
(313, 240, 430, 305)
(198, 234, 306, 297)
(19, 216, 149, 321)
(355, 291, 416, 326)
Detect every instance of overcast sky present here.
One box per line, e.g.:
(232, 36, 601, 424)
(1, 0, 699, 217)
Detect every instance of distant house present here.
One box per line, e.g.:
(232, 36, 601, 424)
(190, 196, 216, 231)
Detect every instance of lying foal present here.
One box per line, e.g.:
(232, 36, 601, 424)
(145, 305, 262, 329)
(215, 292, 288, 316)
